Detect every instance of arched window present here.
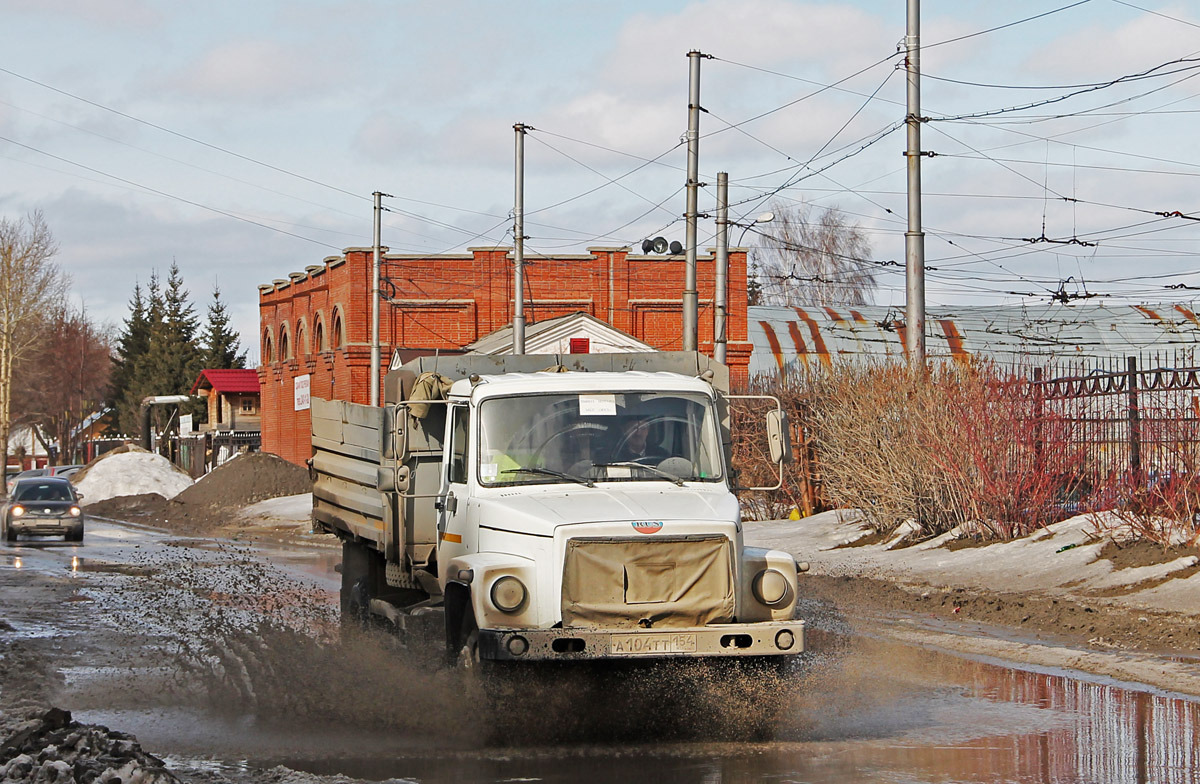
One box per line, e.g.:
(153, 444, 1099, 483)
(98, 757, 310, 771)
(332, 307, 345, 349)
(314, 316, 327, 353)
(296, 318, 309, 356)
(280, 324, 291, 361)
(262, 328, 275, 364)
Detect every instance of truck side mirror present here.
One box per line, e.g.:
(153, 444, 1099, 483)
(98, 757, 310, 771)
(766, 409, 793, 465)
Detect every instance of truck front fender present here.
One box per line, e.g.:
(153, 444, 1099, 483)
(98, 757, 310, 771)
(738, 546, 800, 622)
(443, 552, 539, 634)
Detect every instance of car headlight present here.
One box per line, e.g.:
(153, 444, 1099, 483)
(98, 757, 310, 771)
(490, 576, 527, 613)
(752, 568, 791, 607)
(69, 506, 82, 517)
(11, 506, 24, 517)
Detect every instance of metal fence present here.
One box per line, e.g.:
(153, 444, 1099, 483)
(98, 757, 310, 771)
(1032, 353, 1200, 487)
(165, 431, 262, 477)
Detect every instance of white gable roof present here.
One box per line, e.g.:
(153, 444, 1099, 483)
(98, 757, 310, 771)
(465, 312, 653, 356)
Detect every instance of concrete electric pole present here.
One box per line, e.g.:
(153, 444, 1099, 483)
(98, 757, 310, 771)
(714, 172, 729, 364)
(513, 123, 527, 355)
(371, 191, 384, 406)
(905, 0, 927, 366)
(683, 50, 704, 353)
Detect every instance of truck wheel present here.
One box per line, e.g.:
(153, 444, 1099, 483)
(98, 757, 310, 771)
(4, 525, 14, 543)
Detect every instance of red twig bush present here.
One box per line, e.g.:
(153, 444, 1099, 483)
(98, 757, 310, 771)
(734, 360, 1089, 540)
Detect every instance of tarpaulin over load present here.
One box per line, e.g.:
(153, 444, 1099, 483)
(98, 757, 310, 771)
(562, 535, 735, 629)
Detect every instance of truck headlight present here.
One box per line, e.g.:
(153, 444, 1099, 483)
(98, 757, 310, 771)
(753, 569, 791, 607)
(490, 576, 527, 613)
(69, 506, 82, 517)
(11, 506, 25, 517)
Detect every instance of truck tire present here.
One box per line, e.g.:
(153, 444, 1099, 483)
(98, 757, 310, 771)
(340, 540, 373, 624)
(4, 525, 14, 543)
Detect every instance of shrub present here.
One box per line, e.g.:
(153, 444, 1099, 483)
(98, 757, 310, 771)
(734, 360, 1088, 540)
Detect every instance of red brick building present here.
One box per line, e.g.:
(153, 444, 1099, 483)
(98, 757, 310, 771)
(258, 245, 751, 465)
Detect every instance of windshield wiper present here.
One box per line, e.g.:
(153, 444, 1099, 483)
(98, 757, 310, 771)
(590, 461, 685, 487)
(500, 467, 594, 487)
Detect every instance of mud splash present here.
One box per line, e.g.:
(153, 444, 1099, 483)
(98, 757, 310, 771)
(64, 542, 835, 749)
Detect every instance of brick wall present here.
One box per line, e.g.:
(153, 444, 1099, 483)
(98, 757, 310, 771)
(258, 246, 751, 465)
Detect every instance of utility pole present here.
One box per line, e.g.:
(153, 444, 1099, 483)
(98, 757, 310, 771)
(905, 0, 926, 365)
(371, 191, 384, 406)
(513, 123, 527, 355)
(683, 50, 703, 352)
(714, 172, 729, 364)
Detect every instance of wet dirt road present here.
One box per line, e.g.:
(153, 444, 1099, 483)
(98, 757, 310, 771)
(3, 519, 1200, 784)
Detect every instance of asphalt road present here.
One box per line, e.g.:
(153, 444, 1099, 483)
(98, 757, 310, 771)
(3, 518, 1199, 784)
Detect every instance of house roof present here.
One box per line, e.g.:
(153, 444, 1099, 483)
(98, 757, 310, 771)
(463, 312, 653, 356)
(191, 368, 261, 395)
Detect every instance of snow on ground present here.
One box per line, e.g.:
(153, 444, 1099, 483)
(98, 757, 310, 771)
(74, 452, 194, 504)
(237, 493, 312, 527)
(743, 510, 1200, 617)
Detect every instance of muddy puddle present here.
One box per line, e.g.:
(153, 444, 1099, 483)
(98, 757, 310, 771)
(72, 635, 1200, 784)
(15, 521, 1200, 783)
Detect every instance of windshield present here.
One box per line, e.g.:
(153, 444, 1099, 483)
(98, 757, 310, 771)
(478, 391, 724, 486)
(15, 482, 73, 502)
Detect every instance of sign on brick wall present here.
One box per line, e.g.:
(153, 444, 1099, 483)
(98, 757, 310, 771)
(294, 374, 311, 411)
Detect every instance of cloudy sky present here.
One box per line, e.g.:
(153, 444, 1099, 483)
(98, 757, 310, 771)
(2, 0, 1198, 363)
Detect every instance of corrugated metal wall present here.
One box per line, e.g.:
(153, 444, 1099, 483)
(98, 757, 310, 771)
(749, 302, 1200, 376)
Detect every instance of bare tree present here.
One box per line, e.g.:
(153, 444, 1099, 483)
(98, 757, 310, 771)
(11, 305, 112, 464)
(751, 201, 878, 307)
(0, 212, 69, 473)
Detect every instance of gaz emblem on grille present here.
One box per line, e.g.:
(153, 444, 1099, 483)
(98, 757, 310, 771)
(631, 521, 663, 534)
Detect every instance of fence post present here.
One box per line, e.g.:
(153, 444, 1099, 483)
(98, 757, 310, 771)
(1032, 367, 1045, 477)
(1128, 355, 1142, 481)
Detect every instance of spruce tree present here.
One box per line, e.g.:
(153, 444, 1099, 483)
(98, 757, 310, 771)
(108, 281, 149, 412)
(115, 272, 164, 435)
(201, 284, 246, 369)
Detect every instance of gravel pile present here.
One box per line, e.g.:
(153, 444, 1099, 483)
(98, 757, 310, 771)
(0, 707, 177, 784)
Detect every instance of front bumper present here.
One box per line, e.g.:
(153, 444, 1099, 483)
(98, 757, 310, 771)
(10, 518, 82, 537)
(479, 620, 804, 662)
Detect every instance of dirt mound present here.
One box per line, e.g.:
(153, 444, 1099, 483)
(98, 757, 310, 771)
(88, 453, 311, 537)
(177, 452, 310, 508)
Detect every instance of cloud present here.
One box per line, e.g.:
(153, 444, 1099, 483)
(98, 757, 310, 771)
(1023, 5, 1200, 80)
(163, 39, 344, 103)
(5, 0, 162, 29)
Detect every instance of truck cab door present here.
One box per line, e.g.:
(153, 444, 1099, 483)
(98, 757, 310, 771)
(438, 403, 471, 558)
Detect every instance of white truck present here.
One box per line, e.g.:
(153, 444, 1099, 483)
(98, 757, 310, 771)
(311, 351, 805, 666)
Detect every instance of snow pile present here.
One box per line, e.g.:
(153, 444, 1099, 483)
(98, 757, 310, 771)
(744, 510, 1200, 616)
(0, 707, 177, 784)
(74, 451, 193, 505)
(238, 493, 313, 526)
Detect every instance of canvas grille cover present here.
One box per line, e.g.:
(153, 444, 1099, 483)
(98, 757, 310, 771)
(561, 535, 735, 628)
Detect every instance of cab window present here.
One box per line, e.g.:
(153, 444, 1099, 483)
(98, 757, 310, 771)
(448, 405, 470, 484)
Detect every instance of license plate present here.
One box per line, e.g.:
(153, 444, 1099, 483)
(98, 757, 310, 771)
(609, 632, 697, 655)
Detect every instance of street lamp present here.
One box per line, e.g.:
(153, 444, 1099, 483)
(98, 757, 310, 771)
(735, 211, 775, 247)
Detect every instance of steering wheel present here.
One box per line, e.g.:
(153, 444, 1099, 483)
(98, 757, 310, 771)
(528, 422, 606, 467)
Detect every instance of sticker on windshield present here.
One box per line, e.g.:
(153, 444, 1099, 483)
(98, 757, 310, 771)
(579, 394, 617, 416)
(480, 462, 499, 481)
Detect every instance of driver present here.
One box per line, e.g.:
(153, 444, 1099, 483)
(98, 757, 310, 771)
(611, 416, 667, 463)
